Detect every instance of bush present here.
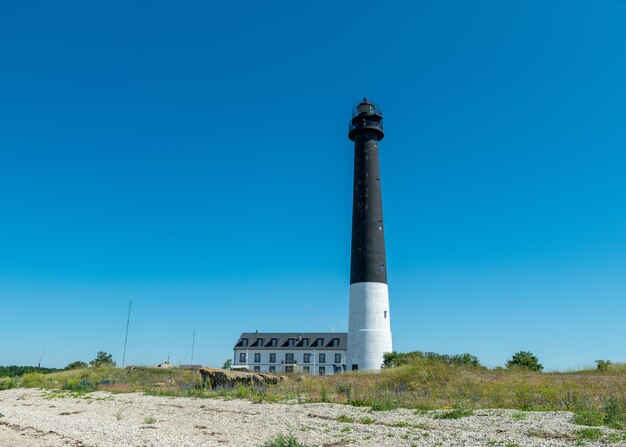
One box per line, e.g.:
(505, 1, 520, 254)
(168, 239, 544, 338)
(603, 396, 626, 429)
(382, 350, 483, 369)
(506, 351, 543, 371)
(573, 408, 604, 426)
(261, 433, 314, 447)
(65, 361, 88, 370)
(0, 377, 15, 390)
(20, 372, 46, 388)
(596, 360, 611, 373)
(90, 352, 116, 368)
(433, 408, 474, 419)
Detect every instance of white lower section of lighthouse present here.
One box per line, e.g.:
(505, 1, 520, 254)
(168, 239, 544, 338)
(347, 282, 392, 371)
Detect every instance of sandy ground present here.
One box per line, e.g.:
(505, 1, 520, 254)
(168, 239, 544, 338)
(1, 388, 624, 447)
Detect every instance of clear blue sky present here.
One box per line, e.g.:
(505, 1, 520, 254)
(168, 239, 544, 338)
(1, 1, 625, 371)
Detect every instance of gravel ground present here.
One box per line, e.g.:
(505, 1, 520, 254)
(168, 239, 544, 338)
(0, 388, 624, 446)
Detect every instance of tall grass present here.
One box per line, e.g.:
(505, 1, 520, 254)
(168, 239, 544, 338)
(8, 360, 626, 425)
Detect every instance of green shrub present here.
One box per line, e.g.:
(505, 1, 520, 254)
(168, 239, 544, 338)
(573, 408, 603, 426)
(337, 414, 354, 423)
(0, 377, 15, 390)
(596, 360, 612, 373)
(603, 396, 626, 429)
(506, 351, 543, 371)
(65, 361, 88, 370)
(90, 351, 115, 368)
(20, 372, 46, 388)
(575, 428, 603, 441)
(433, 408, 474, 419)
(261, 433, 315, 447)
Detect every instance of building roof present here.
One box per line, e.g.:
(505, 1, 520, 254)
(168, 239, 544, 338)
(233, 332, 347, 351)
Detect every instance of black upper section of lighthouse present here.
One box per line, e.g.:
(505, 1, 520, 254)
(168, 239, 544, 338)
(349, 99, 387, 285)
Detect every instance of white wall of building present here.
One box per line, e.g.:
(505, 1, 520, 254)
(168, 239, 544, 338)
(233, 349, 346, 375)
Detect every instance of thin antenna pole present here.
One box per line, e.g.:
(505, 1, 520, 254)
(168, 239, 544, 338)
(190, 329, 196, 365)
(37, 348, 46, 369)
(122, 300, 132, 368)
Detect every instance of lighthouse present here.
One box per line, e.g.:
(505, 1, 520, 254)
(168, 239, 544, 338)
(346, 99, 392, 371)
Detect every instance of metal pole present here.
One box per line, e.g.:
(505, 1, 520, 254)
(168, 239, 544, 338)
(190, 329, 196, 365)
(122, 301, 132, 368)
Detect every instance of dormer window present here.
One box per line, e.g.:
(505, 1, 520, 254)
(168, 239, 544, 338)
(287, 338, 295, 347)
(256, 338, 264, 346)
(269, 338, 278, 347)
(330, 338, 340, 347)
(241, 338, 248, 347)
(301, 338, 309, 347)
(314, 338, 323, 347)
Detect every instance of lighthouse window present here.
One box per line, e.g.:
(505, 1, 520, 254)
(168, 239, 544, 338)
(378, 220, 383, 230)
(380, 264, 385, 272)
(384, 311, 388, 319)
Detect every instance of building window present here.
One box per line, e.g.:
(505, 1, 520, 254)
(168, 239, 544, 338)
(335, 354, 341, 364)
(314, 338, 323, 347)
(239, 353, 246, 363)
(254, 353, 261, 363)
(319, 367, 326, 376)
(287, 338, 295, 347)
(319, 354, 326, 363)
(241, 338, 248, 347)
(269, 353, 276, 363)
(269, 366, 275, 373)
(256, 338, 264, 346)
(330, 338, 339, 347)
(253, 366, 260, 372)
(303, 366, 310, 373)
(285, 353, 294, 364)
(269, 338, 278, 347)
(301, 338, 309, 347)
(303, 353, 311, 363)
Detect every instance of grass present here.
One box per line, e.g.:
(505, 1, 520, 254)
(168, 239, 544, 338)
(432, 408, 474, 419)
(261, 433, 315, 447)
(510, 412, 528, 421)
(337, 414, 354, 423)
(8, 360, 626, 428)
(143, 416, 157, 424)
(575, 428, 603, 441)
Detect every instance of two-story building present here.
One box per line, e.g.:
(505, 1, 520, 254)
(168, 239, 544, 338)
(233, 332, 347, 375)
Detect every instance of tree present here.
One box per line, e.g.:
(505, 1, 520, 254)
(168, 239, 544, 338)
(65, 361, 88, 370)
(222, 359, 232, 370)
(506, 351, 543, 371)
(89, 352, 116, 368)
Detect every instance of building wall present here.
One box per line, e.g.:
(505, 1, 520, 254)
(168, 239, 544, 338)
(233, 349, 347, 375)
